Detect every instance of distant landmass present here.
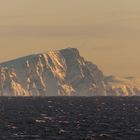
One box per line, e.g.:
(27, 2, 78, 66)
(0, 48, 139, 96)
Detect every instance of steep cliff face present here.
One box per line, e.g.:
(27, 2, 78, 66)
(60, 48, 106, 96)
(0, 48, 106, 96)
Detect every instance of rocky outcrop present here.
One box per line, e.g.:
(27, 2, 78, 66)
(0, 48, 106, 96)
(0, 66, 27, 96)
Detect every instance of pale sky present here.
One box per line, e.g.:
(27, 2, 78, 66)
(0, 0, 140, 77)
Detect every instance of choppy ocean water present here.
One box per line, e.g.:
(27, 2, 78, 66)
(0, 96, 140, 140)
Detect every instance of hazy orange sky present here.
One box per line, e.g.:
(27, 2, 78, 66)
(0, 0, 140, 77)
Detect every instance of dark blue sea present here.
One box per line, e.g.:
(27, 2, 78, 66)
(0, 96, 140, 140)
